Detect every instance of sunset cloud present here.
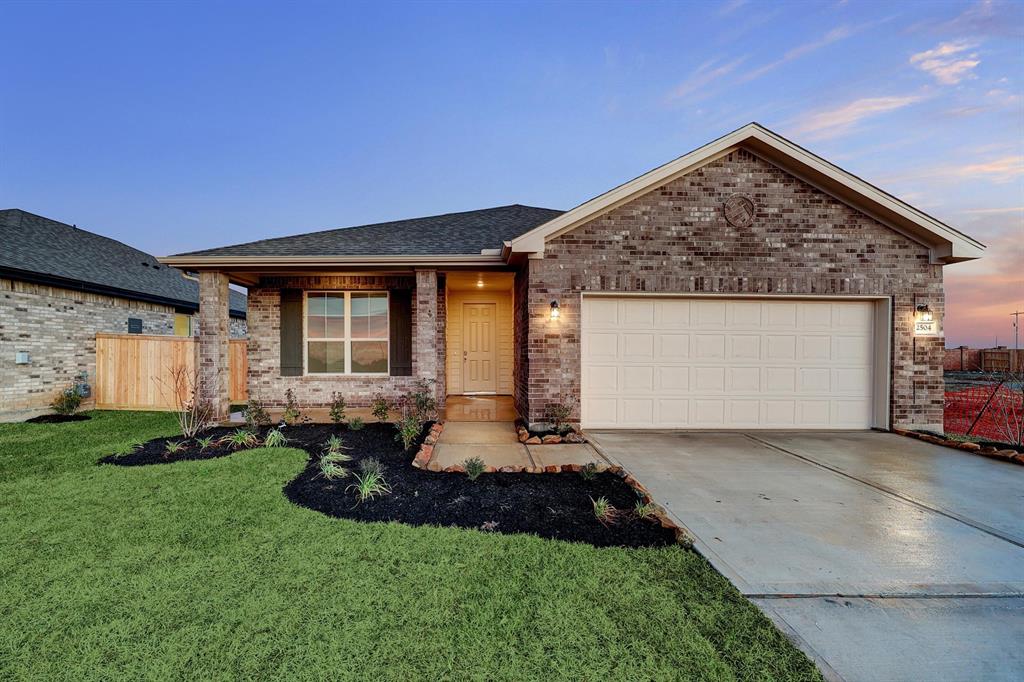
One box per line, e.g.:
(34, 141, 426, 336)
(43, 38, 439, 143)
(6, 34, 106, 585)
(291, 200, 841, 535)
(791, 95, 924, 140)
(910, 41, 980, 85)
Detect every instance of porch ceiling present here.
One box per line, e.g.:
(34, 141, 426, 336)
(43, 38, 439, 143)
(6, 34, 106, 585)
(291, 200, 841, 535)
(445, 271, 514, 291)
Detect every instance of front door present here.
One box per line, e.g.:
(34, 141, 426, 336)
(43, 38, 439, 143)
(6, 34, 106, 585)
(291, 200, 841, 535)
(463, 303, 497, 393)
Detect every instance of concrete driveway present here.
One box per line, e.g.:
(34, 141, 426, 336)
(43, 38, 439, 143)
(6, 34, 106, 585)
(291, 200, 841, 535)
(588, 430, 1024, 682)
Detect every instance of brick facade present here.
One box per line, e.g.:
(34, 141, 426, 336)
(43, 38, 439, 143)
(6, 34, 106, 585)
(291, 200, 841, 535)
(198, 272, 232, 419)
(517, 149, 944, 430)
(245, 274, 446, 409)
(0, 277, 246, 420)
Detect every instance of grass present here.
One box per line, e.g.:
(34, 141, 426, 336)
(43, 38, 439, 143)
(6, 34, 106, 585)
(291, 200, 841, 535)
(0, 411, 820, 681)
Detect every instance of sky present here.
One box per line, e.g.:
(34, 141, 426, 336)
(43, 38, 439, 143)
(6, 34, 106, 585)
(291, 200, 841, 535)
(0, 0, 1021, 348)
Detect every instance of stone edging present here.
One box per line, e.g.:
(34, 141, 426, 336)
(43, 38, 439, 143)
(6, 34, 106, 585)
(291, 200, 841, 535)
(411, 422, 444, 470)
(514, 423, 586, 445)
(894, 428, 1023, 465)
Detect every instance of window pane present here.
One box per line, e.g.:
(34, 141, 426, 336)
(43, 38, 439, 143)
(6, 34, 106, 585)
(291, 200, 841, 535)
(307, 315, 327, 339)
(351, 292, 388, 339)
(308, 341, 345, 373)
(307, 293, 327, 316)
(325, 293, 345, 317)
(351, 341, 387, 373)
(325, 316, 345, 338)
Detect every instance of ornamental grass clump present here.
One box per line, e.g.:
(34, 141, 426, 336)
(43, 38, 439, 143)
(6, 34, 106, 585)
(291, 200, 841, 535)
(196, 436, 215, 452)
(591, 496, 622, 527)
(633, 500, 656, 521)
(579, 462, 597, 481)
(263, 428, 287, 448)
(220, 429, 260, 450)
(348, 459, 391, 503)
(164, 440, 186, 456)
(348, 417, 364, 431)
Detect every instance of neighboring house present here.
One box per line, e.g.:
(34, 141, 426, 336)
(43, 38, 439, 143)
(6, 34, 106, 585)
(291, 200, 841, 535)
(0, 209, 247, 420)
(162, 123, 983, 433)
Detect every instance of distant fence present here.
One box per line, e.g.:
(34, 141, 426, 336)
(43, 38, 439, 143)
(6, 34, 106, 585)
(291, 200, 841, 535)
(95, 333, 247, 411)
(944, 346, 1023, 373)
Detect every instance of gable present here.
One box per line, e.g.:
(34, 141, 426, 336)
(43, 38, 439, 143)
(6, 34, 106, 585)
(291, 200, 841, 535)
(546, 149, 933, 275)
(507, 123, 984, 264)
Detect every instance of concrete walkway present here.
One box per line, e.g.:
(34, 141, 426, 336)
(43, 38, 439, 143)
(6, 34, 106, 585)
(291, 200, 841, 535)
(587, 430, 1024, 682)
(431, 421, 607, 471)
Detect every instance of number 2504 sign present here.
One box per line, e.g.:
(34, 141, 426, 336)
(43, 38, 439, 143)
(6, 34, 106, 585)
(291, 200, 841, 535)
(914, 319, 939, 336)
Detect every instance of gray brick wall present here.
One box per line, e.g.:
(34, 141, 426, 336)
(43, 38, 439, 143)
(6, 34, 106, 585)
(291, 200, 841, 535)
(516, 149, 944, 430)
(0, 277, 246, 420)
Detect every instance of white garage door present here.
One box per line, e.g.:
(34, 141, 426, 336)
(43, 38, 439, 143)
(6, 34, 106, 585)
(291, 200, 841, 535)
(581, 297, 876, 429)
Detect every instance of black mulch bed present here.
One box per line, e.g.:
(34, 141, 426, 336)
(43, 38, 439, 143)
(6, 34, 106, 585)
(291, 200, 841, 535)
(26, 413, 91, 424)
(283, 424, 676, 548)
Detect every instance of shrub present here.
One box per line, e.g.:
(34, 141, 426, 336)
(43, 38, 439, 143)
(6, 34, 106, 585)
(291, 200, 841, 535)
(349, 417, 364, 431)
(263, 428, 287, 448)
(546, 401, 573, 434)
(244, 398, 272, 430)
(463, 457, 486, 481)
(329, 392, 347, 425)
(409, 379, 437, 422)
(579, 462, 597, 481)
(196, 435, 215, 451)
(370, 394, 391, 422)
(282, 389, 302, 426)
(51, 385, 82, 415)
(394, 415, 421, 451)
(158, 366, 214, 438)
(347, 468, 391, 503)
(591, 496, 621, 526)
(219, 429, 260, 450)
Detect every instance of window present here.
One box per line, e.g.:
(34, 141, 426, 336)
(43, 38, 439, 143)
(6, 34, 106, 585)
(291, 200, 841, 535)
(174, 313, 192, 337)
(127, 318, 143, 334)
(306, 292, 388, 374)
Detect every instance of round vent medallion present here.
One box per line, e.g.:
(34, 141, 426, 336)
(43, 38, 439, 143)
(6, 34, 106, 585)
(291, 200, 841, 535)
(723, 194, 756, 228)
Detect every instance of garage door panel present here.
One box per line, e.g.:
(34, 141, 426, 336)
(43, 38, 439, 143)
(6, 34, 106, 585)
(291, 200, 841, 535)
(582, 297, 876, 430)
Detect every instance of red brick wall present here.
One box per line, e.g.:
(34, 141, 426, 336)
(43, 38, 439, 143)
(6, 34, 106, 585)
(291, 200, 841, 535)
(520, 148, 945, 430)
(247, 274, 445, 408)
(944, 347, 982, 372)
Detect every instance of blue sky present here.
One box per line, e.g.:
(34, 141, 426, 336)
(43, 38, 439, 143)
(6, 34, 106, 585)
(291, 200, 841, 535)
(1, 0, 1021, 346)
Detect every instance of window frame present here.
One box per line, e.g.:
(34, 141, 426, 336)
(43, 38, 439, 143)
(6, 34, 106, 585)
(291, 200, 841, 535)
(303, 291, 390, 376)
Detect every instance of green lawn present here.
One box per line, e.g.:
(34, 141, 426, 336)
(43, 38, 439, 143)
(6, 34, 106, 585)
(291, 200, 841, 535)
(0, 411, 820, 681)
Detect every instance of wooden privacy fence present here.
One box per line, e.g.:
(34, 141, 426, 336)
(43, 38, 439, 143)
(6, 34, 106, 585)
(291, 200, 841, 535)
(95, 333, 247, 411)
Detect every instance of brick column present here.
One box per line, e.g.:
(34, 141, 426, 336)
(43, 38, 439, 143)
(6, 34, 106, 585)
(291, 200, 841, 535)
(414, 269, 440, 400)
(198, 271, 231, 420)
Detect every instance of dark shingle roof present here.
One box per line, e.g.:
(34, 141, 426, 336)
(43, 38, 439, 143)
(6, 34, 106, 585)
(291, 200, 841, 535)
(171, 204, 565, 258)
(0, 209, 246, 316)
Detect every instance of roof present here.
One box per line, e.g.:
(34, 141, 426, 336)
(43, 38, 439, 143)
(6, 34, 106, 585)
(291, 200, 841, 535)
(0, 209, 247, 316)
(509, 122, 985, 263)
(170, 204, 564, 258)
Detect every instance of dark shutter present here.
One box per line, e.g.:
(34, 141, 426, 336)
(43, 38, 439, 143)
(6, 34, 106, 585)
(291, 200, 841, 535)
(280, 289, 303, 376)
(389, 289, 413, 376)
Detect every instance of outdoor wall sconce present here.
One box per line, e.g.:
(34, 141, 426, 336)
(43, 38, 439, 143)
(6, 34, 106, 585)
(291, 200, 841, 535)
(15, 350, 30, 365)
(914, 304, 938, 336)
(550, 300, 560, 320)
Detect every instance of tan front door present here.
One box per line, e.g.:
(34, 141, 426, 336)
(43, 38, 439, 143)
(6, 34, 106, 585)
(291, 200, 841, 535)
(463, 303, 497, 393)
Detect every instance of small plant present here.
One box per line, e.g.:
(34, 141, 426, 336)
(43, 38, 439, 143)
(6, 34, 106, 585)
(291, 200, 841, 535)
(244, 398, 272, 430)
(480, 521, 499, 532)
(395, 414, 421, 451)
(282, 389, 302, 426)
(358, 457, 383, 476)
(370, 394, 391, 422)
(220, 428, 260, 450)
(113, 440, 144, 457)
(591, 496, 621, 526)
(634, 500, 656, 520)
(263, 428, 287, 448)
(164, 440, 186, 455)
(410, 379, 438, 422)
(347, 468, 392, 503)
(324, 434, 346, 454)
(579, 462, 597, 480)
(157, 365, 213, 438)
(196, 435, 215, 451)
(318, 456, 350, 481)
(463, 457, 486, 481)
(322, 449, 352, 464)
(51, 385, 83, 415)
(348, 417, 364, 431)
(329, 392, 347, 425)
(547, 401, 573, 434)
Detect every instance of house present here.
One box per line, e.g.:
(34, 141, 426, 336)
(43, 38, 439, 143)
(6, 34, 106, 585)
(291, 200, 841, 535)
(0, 209, 247, 420)
(161, 123, 983, 433)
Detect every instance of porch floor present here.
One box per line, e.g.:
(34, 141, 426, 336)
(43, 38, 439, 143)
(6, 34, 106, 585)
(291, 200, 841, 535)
(440, 395, 517, 422)
(429, 420, 608, 472)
